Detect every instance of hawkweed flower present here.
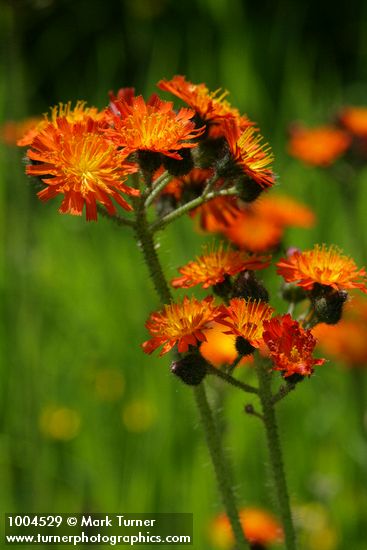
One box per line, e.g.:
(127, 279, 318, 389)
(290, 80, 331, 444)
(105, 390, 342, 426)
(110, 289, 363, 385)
(221, 119, 275, 192)
(26, 118, 139, 221)
(276, 245, 367, 294)
(263, 314, 325, 378)
(288, 125, 351, 166)
(18, 100, 107, 146)
(157, 75, 252, 137)
(142, 296, 219, 355)
(171, 243, 270, 289)
(216, 298, 273, 355)
(106, 94, 205, 164)
(209, 507, 283, 549)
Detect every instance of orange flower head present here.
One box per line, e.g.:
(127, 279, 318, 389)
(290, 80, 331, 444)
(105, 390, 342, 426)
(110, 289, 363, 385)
(17, 101, 107, 147)
(171, 243, 270, 289)
(263, 314, 325, 377)
(224, 208, 283, 252)
(210, 507, 283, 548)
(288, 125, 351, 166)
(26, 117, 139, 221)
(190, 196, 242, 233)
(157, 75, 252, 137)
(216, 298, 273, 347)
(223, 118, 275, 189)
(339, 106, 367, 138)
(200, 322, 253, 367)
(142, 296, 219, 356)
(276, 245, 367, 293)
(106, 95, 205, 159)
(253, 194, 316, 229)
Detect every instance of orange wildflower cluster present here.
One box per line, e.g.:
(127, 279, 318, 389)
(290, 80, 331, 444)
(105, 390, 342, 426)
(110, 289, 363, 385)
(26, 118, 138, 221)
(263, 314, 325, 377)
(0, 117, 42, 146)
(171, 243, 269, 289)
(288, 125, 351, 166)
(210, 507, 283, 548)
(277, 245, 367, 293)
(142, 296, 220, 355)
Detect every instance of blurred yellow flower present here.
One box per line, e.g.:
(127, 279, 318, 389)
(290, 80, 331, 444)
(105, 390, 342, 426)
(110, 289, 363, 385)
(39, 406, 81, 441)
(122, 399, 157, 432)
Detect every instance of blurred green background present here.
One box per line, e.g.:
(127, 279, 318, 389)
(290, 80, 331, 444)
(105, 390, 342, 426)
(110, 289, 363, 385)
(1, 0, 367, 548)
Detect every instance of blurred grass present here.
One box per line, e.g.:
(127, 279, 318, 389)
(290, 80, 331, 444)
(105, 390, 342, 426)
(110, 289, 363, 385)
(1, 1, 367, 548)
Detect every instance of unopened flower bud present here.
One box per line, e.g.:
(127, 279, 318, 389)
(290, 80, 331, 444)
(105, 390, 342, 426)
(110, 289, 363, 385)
(235, 175, 264, 203)
(235, 336, 256, 357)
(163, 149, 194, 177)
(137, 150, 162, 176)
(232, 271, 269, 302)
(310, 284, 348, 325)
(194, 137, 226, 168)
(213, 275, 233, 300)
(171, 353, 208, 385)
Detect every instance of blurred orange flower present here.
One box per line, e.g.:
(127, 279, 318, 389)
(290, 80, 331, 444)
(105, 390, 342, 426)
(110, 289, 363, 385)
(0, 117, 42, 146)
(263, 314, 325, 377)
(253, 194, 315, 229)
(339, 106, 367, 138)
(200, 322, 252, 367)
(216, 298, 273, 347)
(142, 296, 219, 355)
(26, 118, 138, 221)
(210, 507, 283, 548)
(106, 94, 204, 159)
(313, 295, 367, 366)
(224, 208, 283, 253)
(288, 125, 350, 166)
(276, 245, 367, 293)
(161, 167, 214, 200)
(171, 243, 270, 289)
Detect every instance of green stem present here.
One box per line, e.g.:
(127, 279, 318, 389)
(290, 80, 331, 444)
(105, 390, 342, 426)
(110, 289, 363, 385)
(144, 170, 172, 208)
(134, 196, 248, 549)
(134, 197, 172, 303)
(150, 187, 238, 233)
(206, 363, 258, 395)
(194, 384, 248, 549)
(255, 359, 297, 550)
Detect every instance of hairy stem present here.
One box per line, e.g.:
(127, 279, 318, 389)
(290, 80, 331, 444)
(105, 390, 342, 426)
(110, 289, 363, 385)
(150, 187, 238, 232)
(194, 383, 248, 549)
(206, 363, 258, 395)
(255, 359, 297, 550)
